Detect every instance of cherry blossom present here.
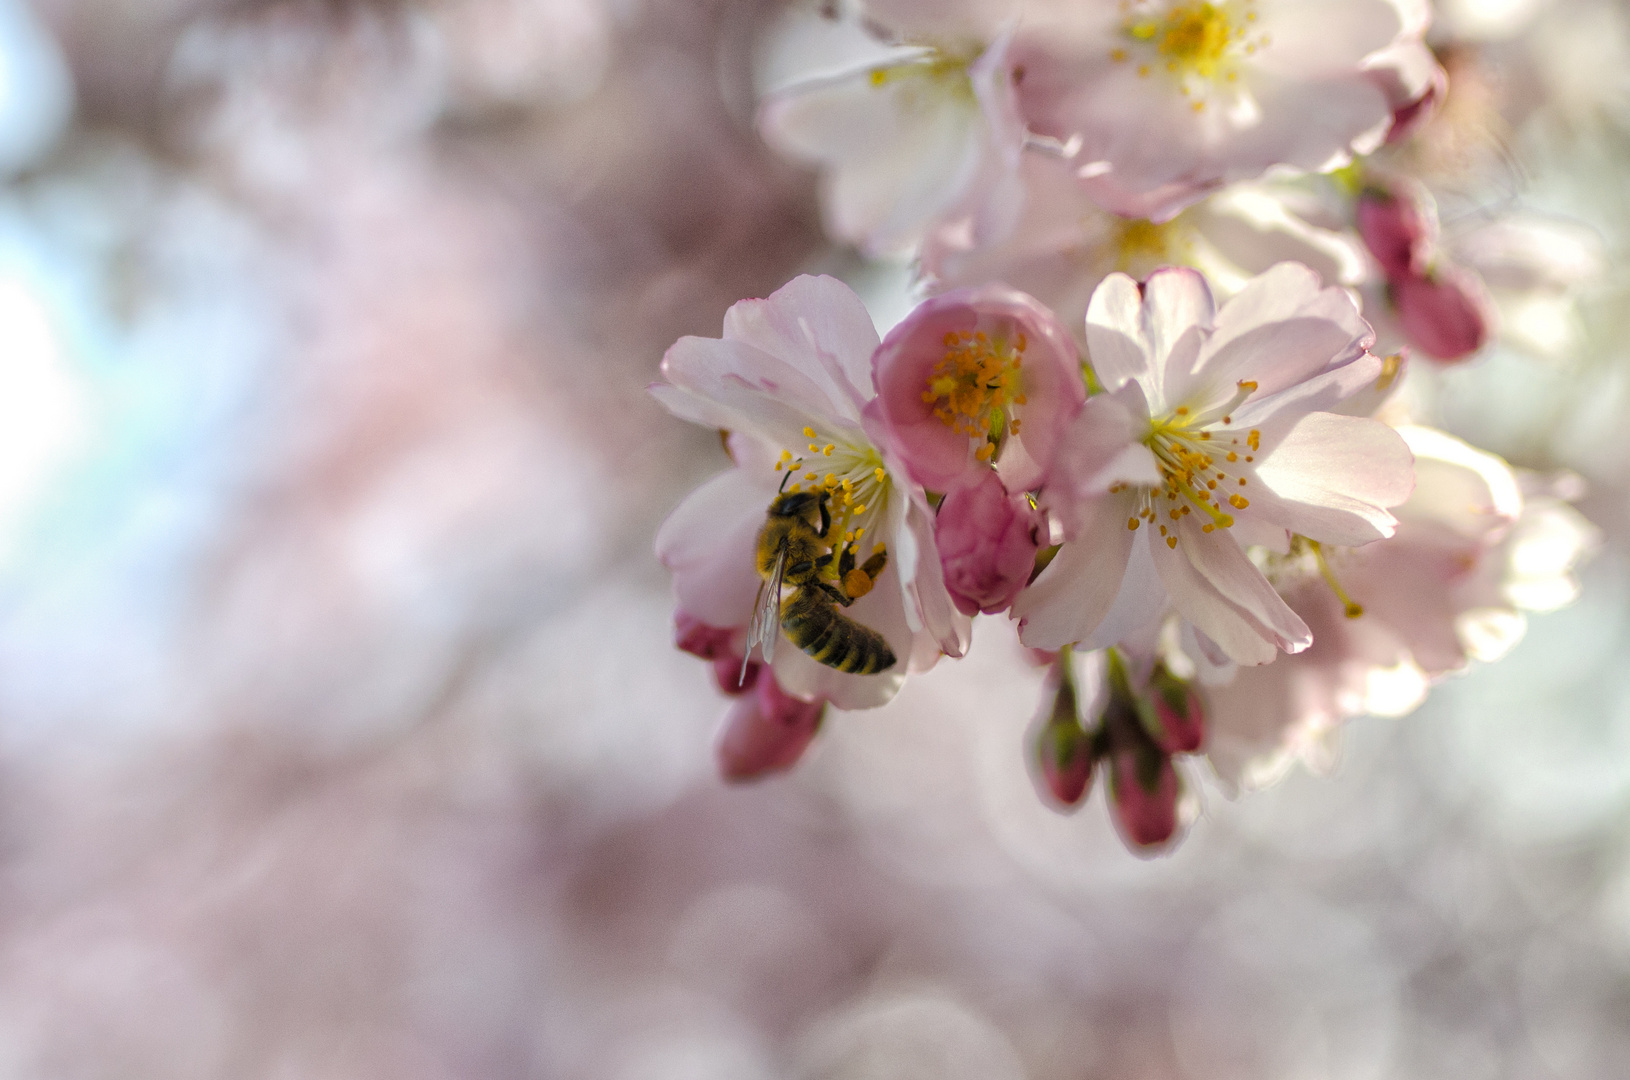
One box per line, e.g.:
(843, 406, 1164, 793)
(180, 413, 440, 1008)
(653, 274, 969, 710)
(921, 152, 1368, 343)
(1010, 0, 1441, 219)
(868, 282, 1084, 492)
(1013, 263, 1415, 665)
(759, 25, 1025, 257)
(1201, 426, 1600, 789)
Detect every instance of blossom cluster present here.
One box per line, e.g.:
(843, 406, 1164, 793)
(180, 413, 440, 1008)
(654, 0, 1598, 852)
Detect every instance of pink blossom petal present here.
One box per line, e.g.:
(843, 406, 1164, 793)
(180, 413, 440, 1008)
(722, 274, 882, 419)
(1250, 412, 1414, 544)
(1193, 263, 1374, 401)
(1084, 272, 1152, 392)
(1177, 516, 1312, 653)
(1141, 267, 1215, 409)
(1012, 490, 1140, 650)
(1041, 391, 1158, 533)
(902, 494, 974, 658)
(656, 338, 844, 447)
(1149, 529, 1279, 666)
(760, 58, 988, 257)
(655, 467, 776, 629)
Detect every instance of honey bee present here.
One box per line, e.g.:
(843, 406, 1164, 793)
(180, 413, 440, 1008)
(745, 489, 896, 677)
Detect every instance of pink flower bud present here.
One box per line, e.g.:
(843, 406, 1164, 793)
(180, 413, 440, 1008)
(1108, 748, 1180, 850)
(1031, 670, 1095, 809)
(870, 285, 1083, 494)
(713, 656, 759, 697)
(1149, 666, 1204, 753)
(1356, 186, 1434, 278)
(936, 470, 1044, 616)
(676, 612, 756, 696)
(1384, 67, 1445, 145)
(1393, 267, 1495, 363)
(715, 672, 825, 782)
(675, 611, 734, 660)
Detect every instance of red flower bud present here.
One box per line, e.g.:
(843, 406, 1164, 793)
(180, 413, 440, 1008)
(1393, 267, 1495, 362)
(715, 672, 825, 782)
(1108, 748, 1180, 850)
(1032, 673, 1095, 809)
(1148, 666, 1204, 754)
(712, 656, 759, 696)
(936, 470, 1044, 617)
(675, 611, 734, 660)
(1356, 186, 1434, 278)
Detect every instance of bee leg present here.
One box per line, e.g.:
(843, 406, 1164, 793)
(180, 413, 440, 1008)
(815, 581, 855, 608)
(836, 543, 856, 579)
(788, 560, 815, 580)
(816, 494, 832, 541)
(860, 549, 888, 580)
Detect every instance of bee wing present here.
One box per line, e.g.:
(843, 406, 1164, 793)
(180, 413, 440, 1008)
(746, 542, 787, 667)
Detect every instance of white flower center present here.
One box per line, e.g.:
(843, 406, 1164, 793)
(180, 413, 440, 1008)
(1111, 380, 1261, 549)
(774, 424, 893, 570)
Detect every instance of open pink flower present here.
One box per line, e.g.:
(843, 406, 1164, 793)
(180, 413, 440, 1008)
(653, 274, 969, 711)
(869, 284, 1084, 493)
(1011, 0, 1441, 220)
(934, 469, 1044, 616)
(1201, 427, 1599, 789)
(1013, 263, 1415, 665)
(921, 151, 1370, 344)
(759, 24, 1026, 257)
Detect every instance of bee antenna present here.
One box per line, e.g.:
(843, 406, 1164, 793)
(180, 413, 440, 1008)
(778, 469, 793, 494)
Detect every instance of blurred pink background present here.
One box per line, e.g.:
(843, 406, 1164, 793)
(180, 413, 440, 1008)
(0, 1, 1625, 1076)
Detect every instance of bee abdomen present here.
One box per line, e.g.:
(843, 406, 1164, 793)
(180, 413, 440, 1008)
(781, 589, 897, 675)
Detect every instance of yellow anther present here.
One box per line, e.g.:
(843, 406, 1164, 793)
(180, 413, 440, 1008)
(1201, 523, 1214, 533)
(1167, 536, 1178, 549)
(805, 472, 817, 481)
(1111, 47, 1128, 61)
(1238, 380, 1257, 392)
(822, 444, 835, 456)
(874, 467, 886, 482)
(975, 442, 995, 461)
(1128, 517, 1140, 530)
(1229, 494, 1249, 509)
(1247, 429, 1261, 450)
(873, 543, 886, 555)
(803, 427, 816, 439)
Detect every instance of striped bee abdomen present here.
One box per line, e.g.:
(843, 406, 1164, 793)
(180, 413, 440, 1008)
(780, 588, 896, 675)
